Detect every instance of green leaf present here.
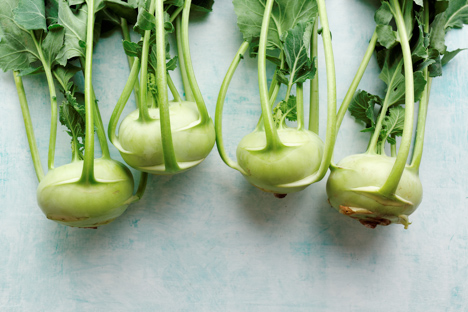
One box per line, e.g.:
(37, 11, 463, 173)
(56, 0, 88, 66)
(13, 0, 47, 31)
(349, 90, 381, 129)
(374, 2, 393, 25)
(282, 22, 316, 84)
(445, 0, 468, 29)
(381, 105, 405, 144)
(42, 27, 65, 67)
(430, 13, 447, 54)
(376, 25, 398, 49)
(192, 0, 215, 12)
(441, 48, 466, 65)
(59, 85, 86, 158)
(273, 96, 297, 125)
(0, 0, 40, 71)
(46, 0, 59, 26)
(232, 0, 317, 50)
(104, 0, 138, 24)
(53, 63, 81, 90)
(122, 40, 142, 58)
(134, 8, 155, 34)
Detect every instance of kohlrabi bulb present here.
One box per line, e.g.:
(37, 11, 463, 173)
(37, 158, 134, 228)
(326, 153, 423, 228)
(118, 101, 215, 174)
(237, 127, 324, 196)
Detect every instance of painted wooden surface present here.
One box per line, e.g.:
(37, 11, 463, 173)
(1, 1, 467, 311)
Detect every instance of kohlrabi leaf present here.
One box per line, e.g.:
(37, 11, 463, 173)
(381, 105, 405, 144)
(445, 0, 468, 30)
(53, 63, 81, 90)
(123, 40, 142, 58)
(59, 86, 86, 158)
(349, 90, 381, 131)
(13, 0, 47, 31)
(56, 0, 88, 66)
(273, 96, 297, 125)
(191, 0, 215, 12)
(134, 8, 155, 34)
(232, 0, 317, 50)
(430, 13, 447, 54)
(376, 24, 398, 49)
(0, 0, 40, 71)
(42, 27, 65, 68)
(46, 0, 59, 26)
(374, 2, 393, 25)
(282, 22, 316, 84)
(104, 0, 138, 23)
(441, 48, 466, 65)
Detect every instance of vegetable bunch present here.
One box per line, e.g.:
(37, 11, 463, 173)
(215, 0, 337, 197)
(327, 0, 468, 228)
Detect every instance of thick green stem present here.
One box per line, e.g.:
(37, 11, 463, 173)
(79, 58, 111, 159)
(176, 16, 194, 101)
(80, 0, 96, 184)
(309, 19, 319, 134)
(120, 18, 141, 108)
(215, 41, 249, 174)
(13, 71, 45, 181)
(138, 0, 156, 122)
(409, 0, 431, 172)
(336, 30, 378, 131)
(181, 0, 209, 123)
(156, 0, 179, 172)
(170, 5, 183, 22)
(30, 32, 58, 170)
(312, 0, 337, 182)
(391, 140, 397, 157)
(296, 83, 304, 130)
(109, 59, 141, 151)
(258, 0, 282, 151)
(380, 0, 415, 196)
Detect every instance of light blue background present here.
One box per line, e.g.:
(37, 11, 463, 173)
(1, 1, 467, 311)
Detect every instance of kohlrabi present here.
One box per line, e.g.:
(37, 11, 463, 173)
(215, 0, 337, 197)
(1, 0, 147, 228)
(109, 0, 216, 175)
(327, 0, 467, 228)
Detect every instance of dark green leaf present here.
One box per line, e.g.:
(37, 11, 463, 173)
(376, 24, 398, 49)
(375, 2, 393, 25)
(13, 0, 47, 31)
(441, 48, 466, 65)
(445, 0, 468, 29)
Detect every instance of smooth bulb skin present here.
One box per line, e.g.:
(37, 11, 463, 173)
(37, 158, 134, 228)
(326, 153, 423, 228)
(118, 101, 216, 174)
(237, 127, 324, 195)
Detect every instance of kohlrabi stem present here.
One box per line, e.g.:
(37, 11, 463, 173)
(108, 59, 141, 151)
(170, 5, 183, 22)
(181, 0, 209, 124)
(79, 57, 111, 159)
(336, 30, 378, 131)
(309, 18, 319, 134)
(120, 17, 141, 108)
(391, 139, 397, 157)
(167, 74, 182, 102)
(312, 0, 337, 182)
(215, 41, 249, 175)
(176, 16, 194, 101)
(30, 32, 57, 170)
(409, 2, 431, 172)
(138, 0, 156, 123)
(127, 172, 149, 204)
(80, 0, 97, 184)
(258, 0, 282, 151)
(367, 60, 403, 153)
(13, 71, 45, 182)
(156, 0, 179, 172)
(380, 0, 415, 196)
(297, 83, 305, 130)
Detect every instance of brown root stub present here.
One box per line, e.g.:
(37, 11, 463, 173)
(274, 193, 287, 199)
(339, 205, 355, 216)
(359, 217, 392, 229)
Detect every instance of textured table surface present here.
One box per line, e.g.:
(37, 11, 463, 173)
(1, 1, 467, 311)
